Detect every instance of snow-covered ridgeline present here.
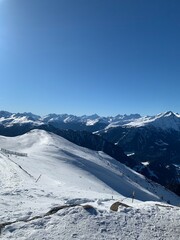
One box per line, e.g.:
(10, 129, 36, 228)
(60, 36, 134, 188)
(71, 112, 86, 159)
(1, 110, 180, 131)
(0, 129, 179, 239)
(124, 111, 180, 130)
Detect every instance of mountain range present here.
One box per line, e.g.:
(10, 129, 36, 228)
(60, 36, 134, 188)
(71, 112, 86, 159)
(0, 110, 179, 195)
(1, 110, 180, 131)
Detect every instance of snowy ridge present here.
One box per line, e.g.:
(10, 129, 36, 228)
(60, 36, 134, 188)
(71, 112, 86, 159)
(0, 111, 142, 128)
(0, 111, 42, 127)
(1, 110, 180, 131)
(0, 129, 180, 239)
(41, 113, 142, 127)
(125, 111, 180, 130)
(0, 129, 178, 204)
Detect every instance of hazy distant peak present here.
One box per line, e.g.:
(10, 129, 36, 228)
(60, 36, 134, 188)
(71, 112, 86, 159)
(0, 110, 12, 118)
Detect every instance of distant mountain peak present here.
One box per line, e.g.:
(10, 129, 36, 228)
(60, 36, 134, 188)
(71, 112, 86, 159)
(162, 111, 176, 117)
(123, 110, 180, 131)
(0, 110, 12, 118)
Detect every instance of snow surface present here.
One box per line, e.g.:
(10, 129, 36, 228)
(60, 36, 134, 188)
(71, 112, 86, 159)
(124, 111, 180, 131)
(0, 130, 180, 239)
(141, 162, 150, 166)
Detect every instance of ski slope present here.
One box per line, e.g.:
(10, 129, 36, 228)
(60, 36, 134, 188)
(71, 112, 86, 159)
(0, 130, 179, 239)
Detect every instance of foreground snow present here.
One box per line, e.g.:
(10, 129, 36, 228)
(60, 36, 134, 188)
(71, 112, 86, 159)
(0, 130, 179, 239)
(2, 203, 180, 240)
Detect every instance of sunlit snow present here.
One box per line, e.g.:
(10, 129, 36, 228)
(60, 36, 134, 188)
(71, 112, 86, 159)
(0, 130, 179, 239)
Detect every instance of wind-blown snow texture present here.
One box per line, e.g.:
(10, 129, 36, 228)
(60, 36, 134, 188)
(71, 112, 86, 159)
(0, 130, 180, 239)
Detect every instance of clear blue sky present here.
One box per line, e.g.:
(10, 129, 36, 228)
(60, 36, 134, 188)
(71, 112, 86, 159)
(0, 0, 180, 116)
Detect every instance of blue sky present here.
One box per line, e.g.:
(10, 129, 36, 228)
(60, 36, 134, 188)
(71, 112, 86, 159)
(0, 0, 180, 116)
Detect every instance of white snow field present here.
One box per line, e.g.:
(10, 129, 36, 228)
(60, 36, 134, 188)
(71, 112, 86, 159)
(0, 130, 179, 239)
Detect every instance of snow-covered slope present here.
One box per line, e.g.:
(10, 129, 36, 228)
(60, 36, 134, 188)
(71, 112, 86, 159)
(0, 130, 179, 239)
(0, 111, 142, 129)
(0, 111, 42, 127)
(125, 111, 180, 131)
(42, 113, 141, 126)
(2, 203, 180, 240)
(1, 110, 180, 131)
(0, 129, 178, 204)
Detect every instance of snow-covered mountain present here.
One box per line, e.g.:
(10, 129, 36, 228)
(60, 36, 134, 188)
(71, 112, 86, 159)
(124, 111, 180, 131)
(0, 129, 179, 239)
(0, 110, 180, 196)
(1, 110, 180, 131)
(1, 129, 175, 204)
(0, 111, 41, 127)
(42, 113, 142, 126)
(46, 110, 180, 131)
(0, 111, 142, 129)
